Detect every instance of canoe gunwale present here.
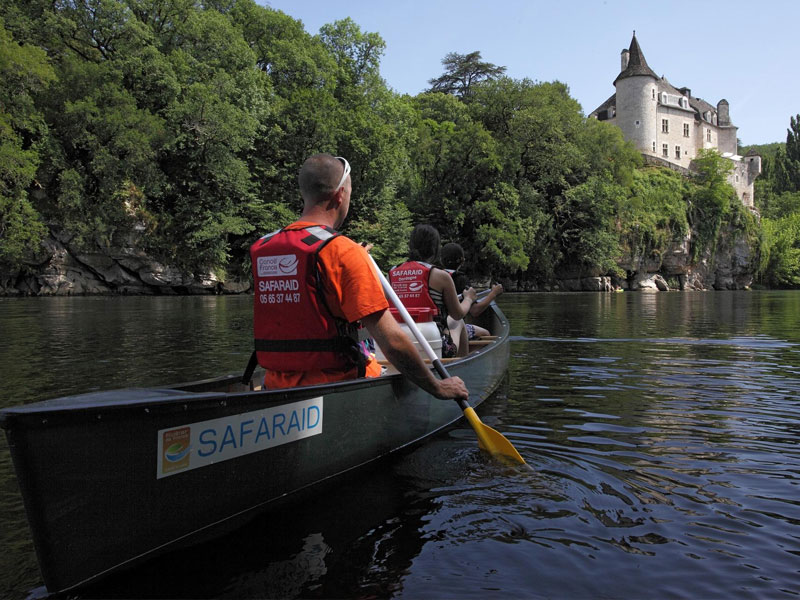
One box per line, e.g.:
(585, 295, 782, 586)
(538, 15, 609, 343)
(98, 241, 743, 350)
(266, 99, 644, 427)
(0, 304, 508, 426)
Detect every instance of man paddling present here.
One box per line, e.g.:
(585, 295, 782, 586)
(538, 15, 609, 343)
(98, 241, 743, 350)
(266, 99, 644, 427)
(249, 153, 468, 400)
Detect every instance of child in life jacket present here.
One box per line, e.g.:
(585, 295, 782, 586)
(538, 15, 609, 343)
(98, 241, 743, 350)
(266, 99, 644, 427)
(440, 242, 503, 340)
(388, 225, 477, 357)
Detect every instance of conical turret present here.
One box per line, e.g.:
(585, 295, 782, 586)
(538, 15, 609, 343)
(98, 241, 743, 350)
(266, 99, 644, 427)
(613, 32, 658, 155)
(614, 33, 659, 85)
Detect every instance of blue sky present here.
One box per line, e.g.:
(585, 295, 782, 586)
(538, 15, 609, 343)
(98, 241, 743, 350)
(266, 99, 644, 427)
(263, 0, 798, 146)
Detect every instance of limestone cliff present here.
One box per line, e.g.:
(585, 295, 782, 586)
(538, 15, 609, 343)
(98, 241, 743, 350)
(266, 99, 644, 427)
(1, 225, 756, 296)
(0, 231, 249, 296)
(498, 224, 756, 293)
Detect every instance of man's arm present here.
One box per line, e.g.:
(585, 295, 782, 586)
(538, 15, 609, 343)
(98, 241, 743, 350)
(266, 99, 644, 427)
(361, 309, 469, 400)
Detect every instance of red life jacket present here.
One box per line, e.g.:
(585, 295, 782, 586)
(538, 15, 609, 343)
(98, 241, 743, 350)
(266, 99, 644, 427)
(250, 225, 364, 375)
(388, 261, 446, 329)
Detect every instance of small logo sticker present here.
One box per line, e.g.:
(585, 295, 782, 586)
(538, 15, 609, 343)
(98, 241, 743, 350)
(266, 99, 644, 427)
(258, 254, 298, 277)
(161, 427, 191, 475)
(279, 255, 299, 274)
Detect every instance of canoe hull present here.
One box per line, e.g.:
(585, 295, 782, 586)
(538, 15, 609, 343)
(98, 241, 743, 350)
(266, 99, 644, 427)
(1, 303, 510, 594)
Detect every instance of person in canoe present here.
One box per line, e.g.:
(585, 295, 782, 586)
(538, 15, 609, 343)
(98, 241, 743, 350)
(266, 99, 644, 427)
(388, 225, 478, 358)
(440, 241, 504, 340)
(249, 153, 468, 400)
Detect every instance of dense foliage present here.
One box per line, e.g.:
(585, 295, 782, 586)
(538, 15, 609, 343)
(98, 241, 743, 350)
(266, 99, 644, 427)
(0, 0, 787, 287)
(744, 116, 800, 287)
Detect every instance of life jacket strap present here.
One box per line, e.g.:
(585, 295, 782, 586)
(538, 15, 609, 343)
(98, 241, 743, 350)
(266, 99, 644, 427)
(255, 337, 356, 353)
(241, 350, 259, 386)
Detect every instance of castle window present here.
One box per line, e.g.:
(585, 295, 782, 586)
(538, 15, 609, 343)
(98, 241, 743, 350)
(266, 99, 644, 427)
(662, 119, 669, 133)
(675, 146, 681, 159)
(652, 141, 656, 152)
(662, 143, 669, 157)
(652, 89, 655, 99)
(706, 129, 712, 142)
(683, 123, 690, 137)
(635, 120, 641, 128)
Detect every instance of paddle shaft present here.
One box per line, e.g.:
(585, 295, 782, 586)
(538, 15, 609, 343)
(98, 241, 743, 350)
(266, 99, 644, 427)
(369, 256, 526, 464)
(369, 256, 470, 411)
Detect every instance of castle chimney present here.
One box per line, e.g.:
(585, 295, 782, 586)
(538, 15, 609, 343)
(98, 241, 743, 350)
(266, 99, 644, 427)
(620, 48, 629, 72)
(717, 99, 730, 126)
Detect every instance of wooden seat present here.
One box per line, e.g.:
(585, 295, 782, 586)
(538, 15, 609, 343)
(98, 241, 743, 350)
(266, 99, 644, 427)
(377, 357, 460, 366)
(468, 340, 495, 347)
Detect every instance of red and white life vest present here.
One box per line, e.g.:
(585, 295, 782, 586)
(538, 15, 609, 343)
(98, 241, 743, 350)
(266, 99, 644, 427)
(389, 260, 448, 330)
(250, 225, 364, 374)
(388, 261, 437, 311)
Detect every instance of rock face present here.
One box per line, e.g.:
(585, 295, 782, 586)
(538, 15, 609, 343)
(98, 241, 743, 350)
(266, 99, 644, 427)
(610, 229, 755, 292)
(657, 227, 755, 291)
(0, 222, 757, 296)
(0, 233, 251, 296)
(498, 225, 756, 293)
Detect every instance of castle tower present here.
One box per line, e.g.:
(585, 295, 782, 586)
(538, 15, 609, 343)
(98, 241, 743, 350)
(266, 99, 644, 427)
(613, 34, 658, 155)
(717, 99, 730, 126)
(591, 33, 758, 207)
(716, 98, 738, 154)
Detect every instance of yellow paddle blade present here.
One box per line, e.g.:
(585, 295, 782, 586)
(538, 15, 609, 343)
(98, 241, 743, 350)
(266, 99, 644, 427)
(462, 407, 525, 464)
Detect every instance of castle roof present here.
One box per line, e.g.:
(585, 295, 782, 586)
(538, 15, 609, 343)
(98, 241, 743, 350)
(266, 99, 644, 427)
(613, 33, 659, 85)
(590, 34, 735, 129)
(690, 96, 716, 114)
(589, 93, 616, 118)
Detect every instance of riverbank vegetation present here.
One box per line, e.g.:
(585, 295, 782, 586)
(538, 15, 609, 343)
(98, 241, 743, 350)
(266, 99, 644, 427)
(0, 1, 796, 287)
(743, 118, 800, 287)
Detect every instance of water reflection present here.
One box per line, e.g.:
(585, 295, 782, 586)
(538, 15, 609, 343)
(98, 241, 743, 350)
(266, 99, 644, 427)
(497, 293, 800, 597)
(3, 292, 800, 597)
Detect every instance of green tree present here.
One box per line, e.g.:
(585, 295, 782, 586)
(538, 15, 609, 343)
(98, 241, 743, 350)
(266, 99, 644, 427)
(229, 0, 336, 235)
(319, 17, 385, 91)
(617, 167, 689, 270)
(316, 19, 416, 261)
(469, 182, 531, 275)
(759, 213, 800, 287)
(0, 18, 54, 266)
(687, 149, 735, 258)
(345, 184, 412, 269)
(153, 7, 268, 270)
(427, 51, 506, 98)
(555, 174, 626, 274)
(41, 55, 167, 248)
(407, 106, 500, 236)
(774, 115, 800, 194)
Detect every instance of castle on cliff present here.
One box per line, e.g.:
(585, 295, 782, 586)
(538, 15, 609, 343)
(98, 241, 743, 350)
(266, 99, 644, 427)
(590, 33, 760, 207)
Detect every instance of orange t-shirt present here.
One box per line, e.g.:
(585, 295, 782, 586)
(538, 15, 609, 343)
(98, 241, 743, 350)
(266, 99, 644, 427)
(263, 221, 389, 389)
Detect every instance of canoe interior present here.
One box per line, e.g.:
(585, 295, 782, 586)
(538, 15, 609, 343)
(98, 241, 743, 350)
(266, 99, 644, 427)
(1, 303, 510, 594)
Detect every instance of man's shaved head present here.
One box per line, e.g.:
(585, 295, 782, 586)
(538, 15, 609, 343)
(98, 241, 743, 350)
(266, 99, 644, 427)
(299, 154, 348, 203)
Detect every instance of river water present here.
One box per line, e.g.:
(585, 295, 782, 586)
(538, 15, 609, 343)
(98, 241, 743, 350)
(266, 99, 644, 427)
(2, 291, 800, 598)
